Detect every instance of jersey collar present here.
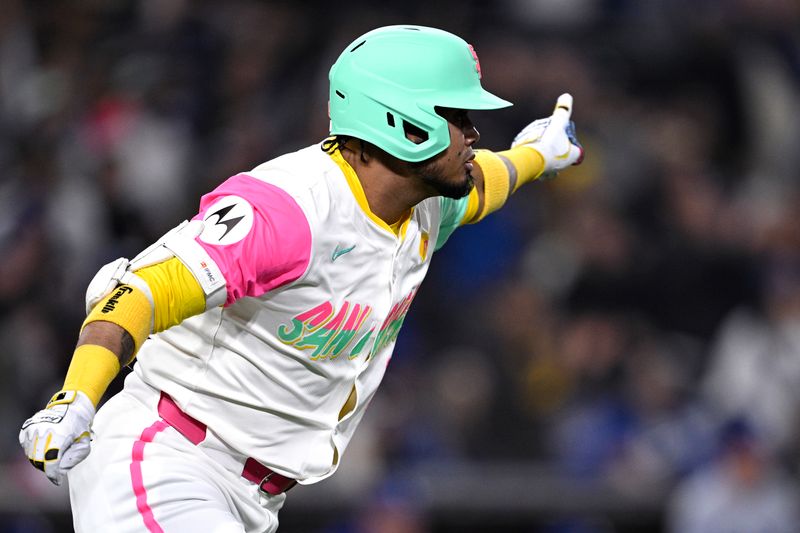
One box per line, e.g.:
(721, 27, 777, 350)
(327, 147, 412, 239)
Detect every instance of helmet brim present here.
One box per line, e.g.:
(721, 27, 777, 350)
(426, 87, 513, 111)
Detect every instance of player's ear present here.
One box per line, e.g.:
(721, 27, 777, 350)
(358, 139, 370, 164)
(403, 121, 429, 145)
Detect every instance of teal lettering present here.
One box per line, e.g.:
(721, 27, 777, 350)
(277, 302, 334, 344)
(325, 329, 359, 359)
(349, 329, 374, 359)
(277, 318, 304, 343)
(298, 326, 338, 359)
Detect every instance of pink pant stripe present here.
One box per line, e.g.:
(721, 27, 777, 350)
(130, 420, 169, 533)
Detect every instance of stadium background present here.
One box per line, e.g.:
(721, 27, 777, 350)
(1, 0, 799, 531)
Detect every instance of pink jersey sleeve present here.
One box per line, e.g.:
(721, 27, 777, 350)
(191, 173, 312, 305)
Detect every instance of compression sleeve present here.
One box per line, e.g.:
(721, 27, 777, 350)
(462, 146, 547, 224)
(62, 345, 121, 406)
(134, 257, 206, 332)
(69, 283, 152, 406)
(80, 256, 206, 344)
(69, 257, 206, 405)
(502, 145, 546, 193)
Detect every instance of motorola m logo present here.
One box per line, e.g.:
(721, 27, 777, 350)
(206, 205, 245, 239)
(199, 196, 254, 246)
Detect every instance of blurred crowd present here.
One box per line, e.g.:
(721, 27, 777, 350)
(2, 0, 800, 531)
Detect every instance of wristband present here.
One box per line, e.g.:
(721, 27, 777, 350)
(62, 344, 121, 406)
(82, 284, 152, 354)
(498, 145, 546, 192)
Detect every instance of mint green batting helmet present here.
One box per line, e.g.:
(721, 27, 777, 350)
(328, 25, 512, 162)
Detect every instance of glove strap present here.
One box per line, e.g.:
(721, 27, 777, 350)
(46, 390, 80, 408)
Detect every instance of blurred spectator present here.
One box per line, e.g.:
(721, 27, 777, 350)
(547, 311, 635, 479)
(545, 313, 717, 498)
(667, 418, 800, 533)
(352, 493, 429, 533)
(703, 196, 800, 454)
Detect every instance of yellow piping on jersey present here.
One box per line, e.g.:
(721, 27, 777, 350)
(327, 148, 412, 238)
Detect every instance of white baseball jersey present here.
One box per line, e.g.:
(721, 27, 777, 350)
(133, 143, 469, 484)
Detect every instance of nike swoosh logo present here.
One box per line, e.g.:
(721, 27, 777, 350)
(332, 244, 356, 262)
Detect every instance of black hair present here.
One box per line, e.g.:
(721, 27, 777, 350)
(321, 135, 351, 154)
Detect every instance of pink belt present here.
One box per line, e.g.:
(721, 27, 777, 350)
(157, 392, 297, 495)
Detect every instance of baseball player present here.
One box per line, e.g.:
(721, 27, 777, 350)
(19, 25, 583, 532)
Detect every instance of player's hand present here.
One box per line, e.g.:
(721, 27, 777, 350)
(512, 93, 584, 179)
(19, 390, 95, 485)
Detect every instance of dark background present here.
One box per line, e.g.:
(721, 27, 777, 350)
(2, 0, 800, 531)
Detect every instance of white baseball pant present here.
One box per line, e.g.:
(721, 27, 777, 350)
(67, 372, 285, 533)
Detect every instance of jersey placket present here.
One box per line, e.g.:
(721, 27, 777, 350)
(330, 222, 409, 455)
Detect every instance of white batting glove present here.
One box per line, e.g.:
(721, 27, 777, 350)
(19, 390, 95, 485)
(512, 93, 584, 179)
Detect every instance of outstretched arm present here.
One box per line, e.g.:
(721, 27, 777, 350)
(465, 93, 584, 224)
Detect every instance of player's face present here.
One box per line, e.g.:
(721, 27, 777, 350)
(410, 108, 480, 199)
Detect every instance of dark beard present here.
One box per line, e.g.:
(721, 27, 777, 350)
(414, 165, 475, 199)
